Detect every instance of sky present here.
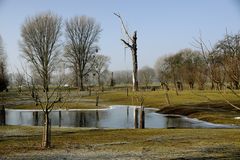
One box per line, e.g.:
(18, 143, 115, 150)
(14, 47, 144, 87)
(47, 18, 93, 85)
(0, 0, 240, 73)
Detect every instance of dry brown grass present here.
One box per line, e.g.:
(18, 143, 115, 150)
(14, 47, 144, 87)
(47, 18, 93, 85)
(1, 126, 240, 159)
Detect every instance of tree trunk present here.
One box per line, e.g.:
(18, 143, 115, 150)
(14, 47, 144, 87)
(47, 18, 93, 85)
(59, 111, 61, 127)
(211, 81, 215, 90)
(88, 87, 92, 96)
(234, 81, 239, 89)
(33, 112, 38, 126)
(110, 72, 114, 87)
(75, 73, 79, 87)
(97, 74, 101, 87)
(0, 105, 5, 126)
(189, 82, 194, 89)
(174, 81, 179, 96)
(79, 74, 84, 91)
(96, 92, 99, 107)
(131, 31, 139, 92)
(134, 108, 139, 128)
(139, 107, 145, 129)
(165, 91, 171, 106)
(43, 73, 49, 92)
(42, 112, 51, 148)
(74, 67, 79, 87)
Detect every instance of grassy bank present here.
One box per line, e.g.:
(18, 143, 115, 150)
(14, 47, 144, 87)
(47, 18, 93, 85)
(96, 90, 240, 125)
(3, 89, 240, 125)
(1, 126, 240, 159)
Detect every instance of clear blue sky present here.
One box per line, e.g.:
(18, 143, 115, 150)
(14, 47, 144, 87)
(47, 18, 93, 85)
(0, 0, 240, 73)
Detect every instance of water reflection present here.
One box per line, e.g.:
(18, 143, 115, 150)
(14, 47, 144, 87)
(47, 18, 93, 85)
(4, 106, 237, 129)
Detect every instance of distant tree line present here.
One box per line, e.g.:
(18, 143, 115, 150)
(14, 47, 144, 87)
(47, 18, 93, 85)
(112, 32, 240, 92)
(155, 32, 240, 91)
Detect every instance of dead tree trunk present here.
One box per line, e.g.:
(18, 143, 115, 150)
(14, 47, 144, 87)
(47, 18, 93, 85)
(134, 108, 139, 128)
(59, 111, 62, 127)
(131, 31, 138, 92)
(114, 13, 139, 92)
(139, 106, 145, 129)
(120, 33, 139, 91)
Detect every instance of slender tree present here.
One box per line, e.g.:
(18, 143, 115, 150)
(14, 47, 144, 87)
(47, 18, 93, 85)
(65, 16, 102, 91)
(20, 12, 62, 148)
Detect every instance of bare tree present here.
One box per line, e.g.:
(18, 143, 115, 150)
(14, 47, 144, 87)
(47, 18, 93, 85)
(93, 54, 110, 87)
(215, 33, 240, 89)
(139, 66, 155, 89)
(65, 16, 102, 91)
(0, 35, 8, 92)
(193, 35, 226, 90)
(178, 49, 204, 89)
(194, 33, 240, 111)
(164, 54, 184, 95)
(20, 12, 63, 148)
(114, 13, 139, 92)
(194, 54, 208, 90)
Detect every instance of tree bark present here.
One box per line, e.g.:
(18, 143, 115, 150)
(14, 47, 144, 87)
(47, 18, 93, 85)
(75, 72, 79, 87)
(59, 111, 62, 127)
(211, 81, 215, 90)
(139, 107, 145, 129)
(131, 31, 139, 92)
(97, 74, 101, 87)
(234, 81, 239, 89)
(79, 74, 84, 91)
(165, 92, 171, 106)
(0, 105, 5, 126)
(173, 79, 179, 96)
(33, 112, 38, 126)
(42, 112, 51, 148)
(134, 108, 139, 128)
(115, 13, 139, 92)
(96, 92, 99, 107)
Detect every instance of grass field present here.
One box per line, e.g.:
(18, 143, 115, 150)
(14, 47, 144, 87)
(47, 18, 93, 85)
(1, 88, 240, 159)
(1, 126, 240, 159)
